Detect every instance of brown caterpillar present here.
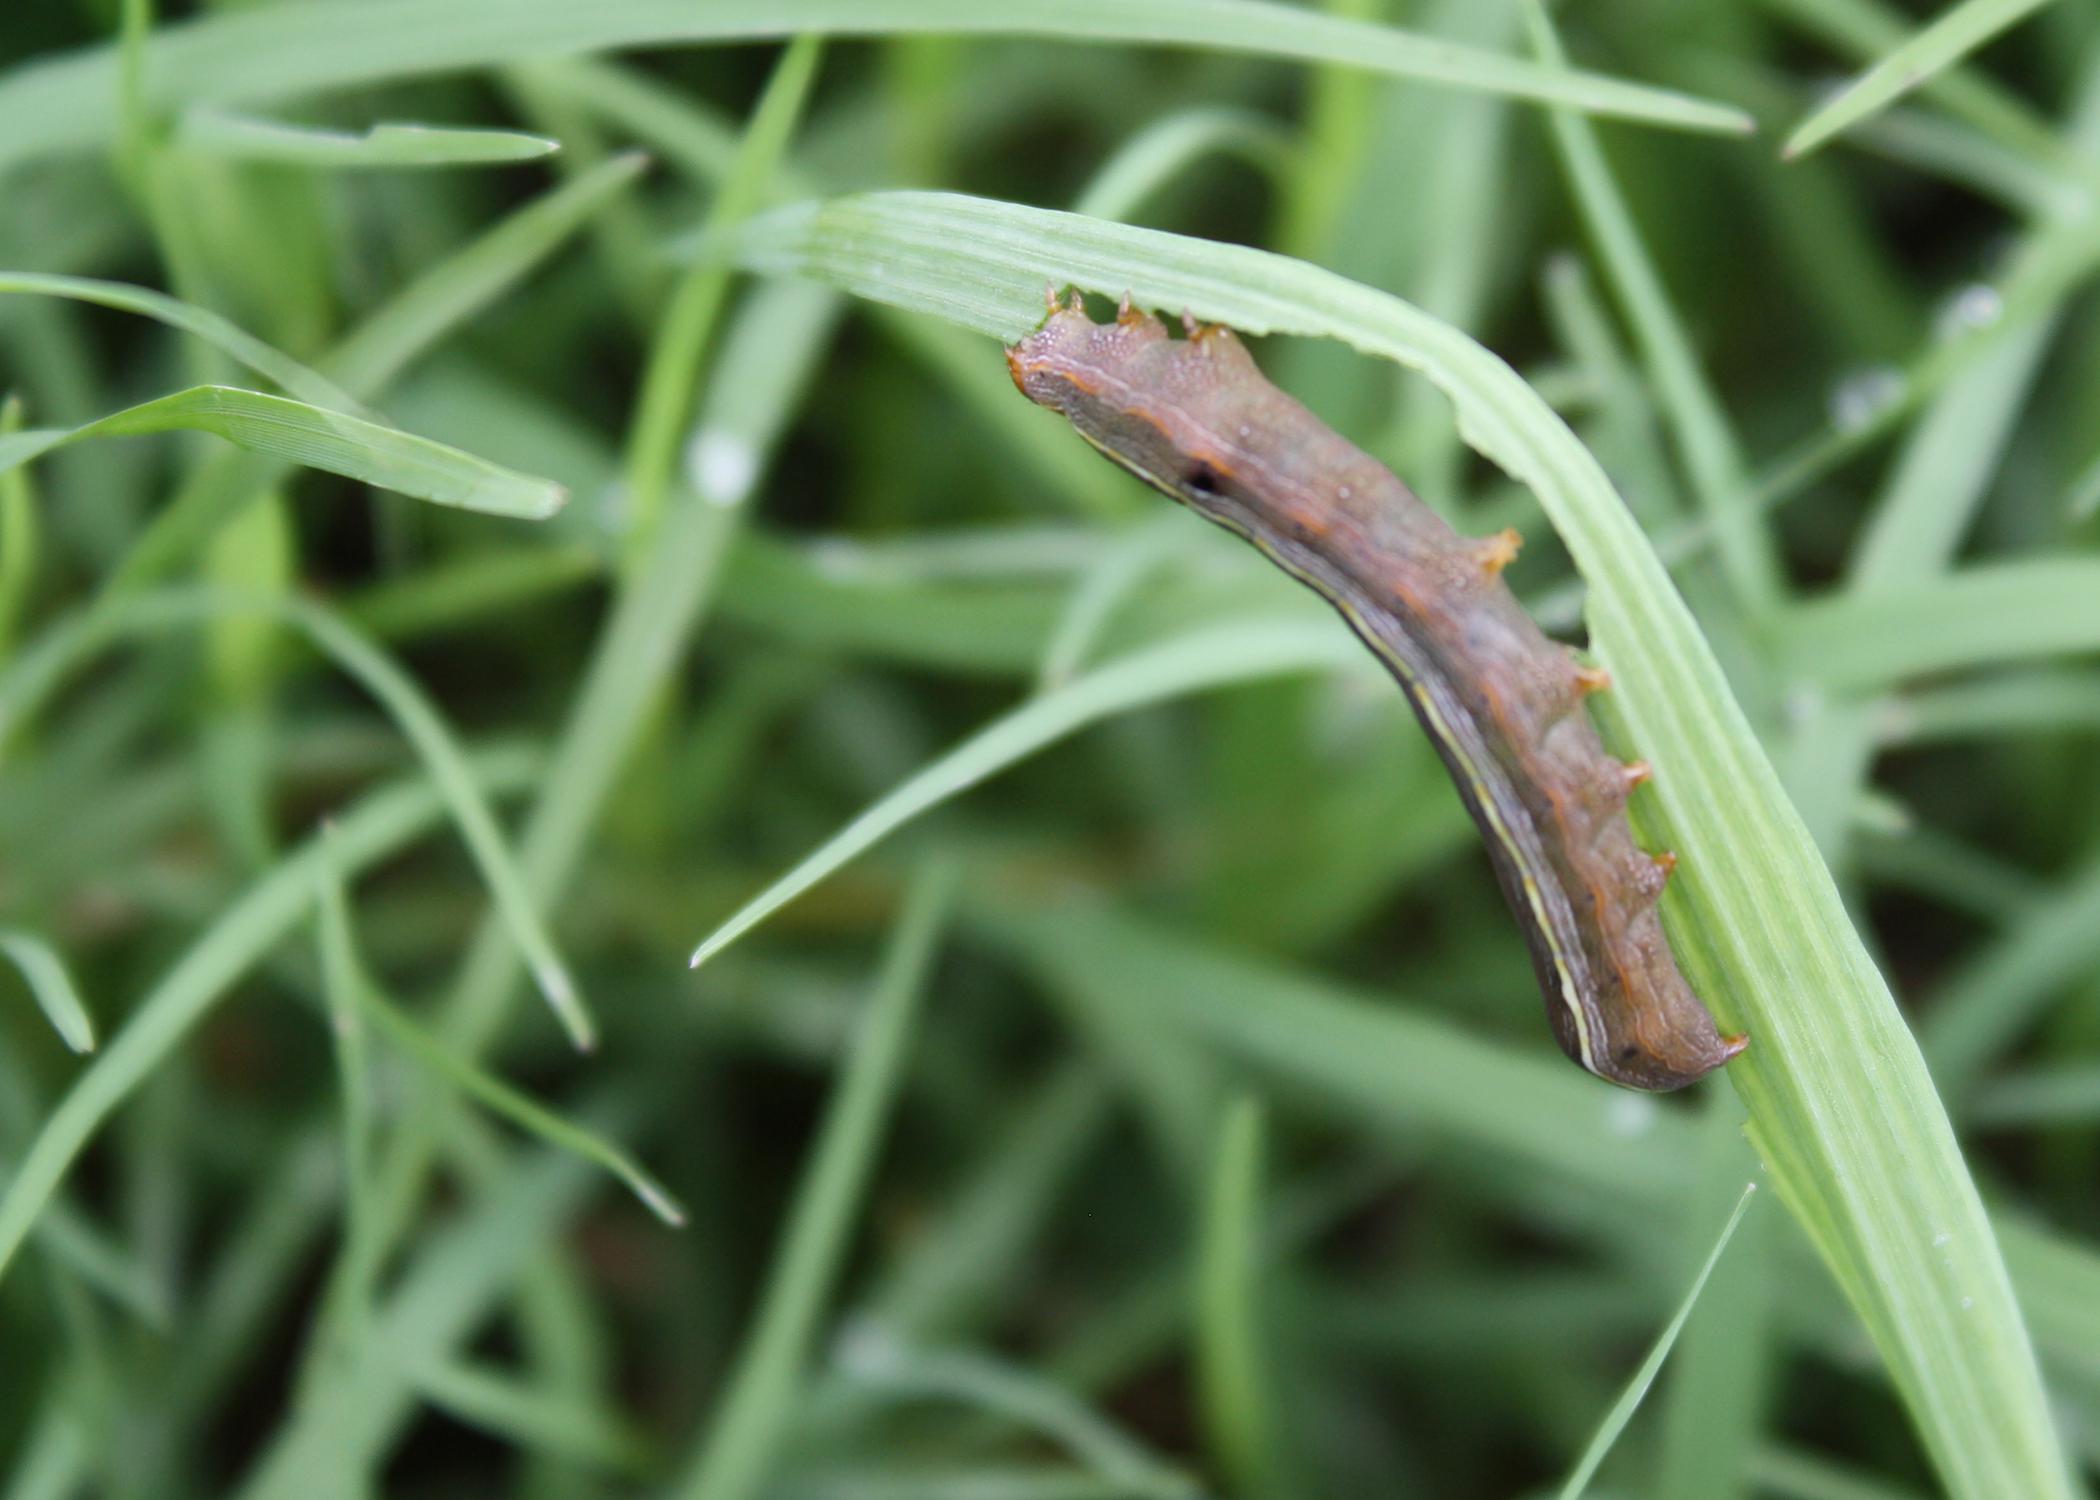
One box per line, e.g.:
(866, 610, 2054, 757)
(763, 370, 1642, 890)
(1008, 291, 1745, 1091)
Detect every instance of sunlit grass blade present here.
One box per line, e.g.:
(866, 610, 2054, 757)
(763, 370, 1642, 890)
(178, 108, 558, 167)
(686, 619, 1361, 969)
(359, 987, 683, 1226)
(0, 386, 564, 519)
(673, 861, 956, 1500)
(0, 749, 541, 1288)
(706, 188, 2076, 1499)
(0, 930, 95, 1054)
(1557, 1184, 1759, 1500)
(0, 0, 1754, 178)
(1783, 0, 2062, 161)
(0, 272, 366, 412)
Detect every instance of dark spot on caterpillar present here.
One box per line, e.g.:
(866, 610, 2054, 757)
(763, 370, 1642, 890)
(1007, 296, 1746, 1092)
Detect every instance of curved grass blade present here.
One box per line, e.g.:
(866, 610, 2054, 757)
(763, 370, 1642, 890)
(0, 386, 564, 520)
(1557, 1184, 1759, 1500)
(0, 749, 542, 1288)
(0, 273, 366, 414)
(360, 987, 682, 1225)
(686, 619, 1362, 969)
(673, 861, 956, 1500)
(705, 188, 2076, 1499)
(0, 589, 590, 1046)
(1072, 106, 1295, 222)
(0, 930, 95, 1053)
(178, 108, 558, 167)
(105, 153, 644, 598)
(1784, 0, 2061, 161)
(0, 0, 1751, 179)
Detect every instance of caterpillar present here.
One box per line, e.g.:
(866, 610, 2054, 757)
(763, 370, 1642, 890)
(1008, 290, 1745, 1091)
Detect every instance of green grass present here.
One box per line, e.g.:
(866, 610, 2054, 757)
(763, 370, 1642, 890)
(4, 4, 2100, 1498)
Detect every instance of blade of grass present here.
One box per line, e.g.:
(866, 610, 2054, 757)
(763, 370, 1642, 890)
(672, 861, 956, 1500)
(1783, 0, 2063, 160)
(0, 931, 95, 1054)
(360, 987, 682, 1225)
(356, 277, 841, 1357)
(0, 747, 542, 1288)
(621, 35, 820, 556)
(1773, 560, 2100, 690)
(0, 273, 366, 413)
(104, 152, 646, 599)
(685, 618, 1362, 969)
(0, 0, 1755, 179)
(1521, 0, 1782, 617)
(1196, 1097, 1284, 1498)
(0, 589, 588, 1044)
(177, 109, 559, 167)
(307, 831, 381, 1387)
(1557, 1184, 1760, 1500)
(406, 1356, 654, 1472)
(1878, 671, 2100, 745)
(0, 385, 565, 520)
(1918, 856, 2100, 1108)
(704, 188, 2076, 1498)
(1071, 106, 1294, 222)
(832, 1337, 1180, 1488)
(0, 394, 33, 657)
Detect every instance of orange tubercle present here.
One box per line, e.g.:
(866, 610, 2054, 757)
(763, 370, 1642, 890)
(1476, 526, 1522, 577)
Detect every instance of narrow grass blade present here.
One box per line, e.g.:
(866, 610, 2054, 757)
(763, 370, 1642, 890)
(1557, 1184, 1759, 1500)
(1520, 0, 1779, 614)
(686, 619, 1360, 969)
(1880, 671, 2100, 745)
(0, 588, 589, 1045)
(0, 0, 1754, 178)
(0, 395, 31, 657)
(1072, 106, 1294, 222)
(0, 386, 564, 519)
(621, 34, 820, 553)
(0, 750, 540, 1288)
(407, 1357, 654, 1471)
(1784, 0, 2061, 161)
(310, 831, 380, 1374)
(179, 108, 558, 166)
(835, 1338, 1177, 1486)
(0, 930, 95, 1054)
(708, 189, 2076, 1499)
(1196, 1097, 1282, 1498)
(674, 861, 956, 1500)
(105, 154, 645, 598)
(1774, 561, 2100, 690)
(361, 989, 682, 1226)
(0, 273, 366, 413)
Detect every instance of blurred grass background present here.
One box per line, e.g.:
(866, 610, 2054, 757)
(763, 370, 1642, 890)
(3, 2, 2100, 1498)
